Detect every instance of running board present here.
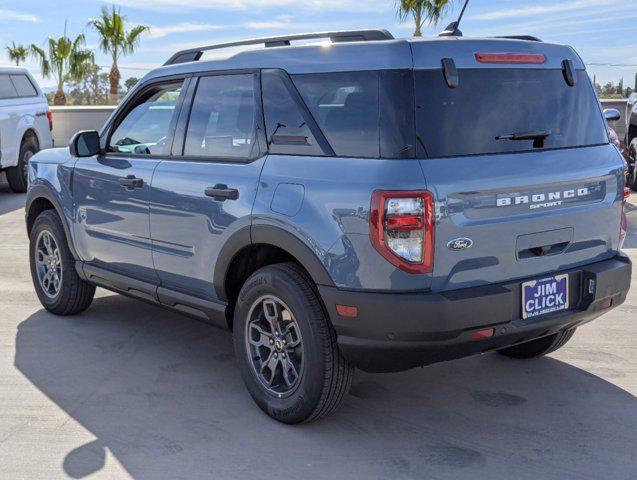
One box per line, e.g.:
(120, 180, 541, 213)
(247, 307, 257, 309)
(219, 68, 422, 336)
(76, 262, 229, 330)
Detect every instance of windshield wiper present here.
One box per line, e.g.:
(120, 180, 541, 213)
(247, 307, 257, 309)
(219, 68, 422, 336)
(495, 130, 551, 141)
(496, 130, 551, 148)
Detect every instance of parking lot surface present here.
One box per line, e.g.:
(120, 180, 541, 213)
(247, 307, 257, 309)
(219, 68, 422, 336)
(1, 178, 636, 480)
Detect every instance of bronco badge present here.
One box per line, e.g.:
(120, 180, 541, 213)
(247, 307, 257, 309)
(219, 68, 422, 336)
(447, 238, 474, 251)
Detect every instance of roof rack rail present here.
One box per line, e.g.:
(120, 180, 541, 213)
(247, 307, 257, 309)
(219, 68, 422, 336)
(164, 29, 395, 66)
(493, 35, 542, 42)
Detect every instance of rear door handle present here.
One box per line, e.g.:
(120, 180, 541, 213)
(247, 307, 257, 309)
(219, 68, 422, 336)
(205, 184, 239, 201)
(118, 175, 144, 188)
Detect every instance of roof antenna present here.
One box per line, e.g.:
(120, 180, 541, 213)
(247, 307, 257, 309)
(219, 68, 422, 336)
(439, 0, 470, 37)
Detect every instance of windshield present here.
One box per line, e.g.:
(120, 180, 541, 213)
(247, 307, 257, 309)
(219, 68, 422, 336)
(415, 69, 608, 158)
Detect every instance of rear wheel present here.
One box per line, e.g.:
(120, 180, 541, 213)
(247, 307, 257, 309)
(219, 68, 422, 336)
(6, 138, 38, 193)
(628, 139, 637, 192)
(29, 210, 95, 315)
(497, 328, 576, 359)
(233, 263, 353, 424)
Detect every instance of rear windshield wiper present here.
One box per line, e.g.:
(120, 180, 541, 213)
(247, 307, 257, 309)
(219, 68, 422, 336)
(495, 130, 551, 141)
(496, 130, 551, 148)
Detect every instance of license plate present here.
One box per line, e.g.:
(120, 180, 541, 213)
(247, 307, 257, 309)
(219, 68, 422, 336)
(522, 274, 569, 319)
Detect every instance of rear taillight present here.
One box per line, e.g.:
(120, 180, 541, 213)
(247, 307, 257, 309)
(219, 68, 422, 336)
(370, 190, 434, 274)
(46, 109, 53, 131)
(475, 52, 546, 64)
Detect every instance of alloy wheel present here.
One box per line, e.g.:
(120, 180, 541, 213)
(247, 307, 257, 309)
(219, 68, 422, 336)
(34, 230, 63, 298)
(245, 295, 304, 397)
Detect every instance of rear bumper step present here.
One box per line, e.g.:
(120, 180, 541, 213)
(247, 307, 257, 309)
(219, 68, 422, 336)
(319, 254, 632, 372)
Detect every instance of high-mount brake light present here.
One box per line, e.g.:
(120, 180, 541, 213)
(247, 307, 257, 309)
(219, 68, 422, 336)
(475, 53, 546, 64)
(370, 190, 434, 274)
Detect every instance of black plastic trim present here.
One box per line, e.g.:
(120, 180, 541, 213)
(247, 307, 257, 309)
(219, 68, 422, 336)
(26, 185, 80, 261)
(320, 254, 631, 372)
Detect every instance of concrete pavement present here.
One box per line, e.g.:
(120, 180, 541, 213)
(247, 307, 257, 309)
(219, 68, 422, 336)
(1, 179, 636, 480)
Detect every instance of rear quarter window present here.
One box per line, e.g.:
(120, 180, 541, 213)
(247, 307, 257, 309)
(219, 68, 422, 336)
(0, 75, 18, 99)
(10, 75, 37, 97)
(291, 70, 414, 159)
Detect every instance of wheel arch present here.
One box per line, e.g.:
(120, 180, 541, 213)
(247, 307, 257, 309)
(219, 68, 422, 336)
(21, 127, 40, 149)
(26, 185, 79, 261)
(214, 225, 335, 322)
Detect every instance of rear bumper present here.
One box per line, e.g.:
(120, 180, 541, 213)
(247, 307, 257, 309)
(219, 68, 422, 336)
(319, 254, 632, 372)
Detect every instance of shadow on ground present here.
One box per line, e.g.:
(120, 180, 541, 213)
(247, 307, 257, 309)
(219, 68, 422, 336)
(14, 294, 637, 480)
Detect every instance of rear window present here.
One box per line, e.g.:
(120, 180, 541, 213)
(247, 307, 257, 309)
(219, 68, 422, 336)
(10, 75, 37, 97)
(292, 70, 414, 158)
(415, 69, 607, 158)
(0, 75, 18, 99)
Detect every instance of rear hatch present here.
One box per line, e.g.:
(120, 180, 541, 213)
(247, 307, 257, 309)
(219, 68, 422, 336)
(410, 38, 625, 291)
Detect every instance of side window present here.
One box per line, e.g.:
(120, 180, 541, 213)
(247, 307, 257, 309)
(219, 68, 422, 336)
(0, 75, 18, 99)
(109, 81, 183, 155)
(292, 72, 380, 157)
(184, 74, 258, 159)
(262, 71, 323, 156)
(10, 75, 37, 97)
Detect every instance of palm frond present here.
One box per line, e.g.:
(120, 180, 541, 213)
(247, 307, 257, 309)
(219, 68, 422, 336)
(29, 44, 51, 78)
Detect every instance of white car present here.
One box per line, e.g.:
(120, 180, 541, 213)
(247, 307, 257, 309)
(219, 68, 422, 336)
(0, 67, 53, 192)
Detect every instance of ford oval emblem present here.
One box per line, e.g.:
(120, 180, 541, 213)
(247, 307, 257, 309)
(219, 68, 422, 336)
(447, 238, 474, 251)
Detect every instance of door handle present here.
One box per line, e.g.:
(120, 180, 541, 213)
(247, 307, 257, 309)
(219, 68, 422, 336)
(205, 184, 239, 201)
(118, 175, 144, 188)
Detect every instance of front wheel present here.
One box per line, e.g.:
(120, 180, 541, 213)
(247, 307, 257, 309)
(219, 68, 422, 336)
(497, 328, 576, 359)
(233, 263, 353, 424)
(29, 210, 95, 315)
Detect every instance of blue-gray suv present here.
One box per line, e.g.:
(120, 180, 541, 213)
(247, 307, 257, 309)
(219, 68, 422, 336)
(25, 30, 632, 423)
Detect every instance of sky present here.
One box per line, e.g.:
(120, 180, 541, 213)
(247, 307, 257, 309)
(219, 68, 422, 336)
(0, 0, 635, 90)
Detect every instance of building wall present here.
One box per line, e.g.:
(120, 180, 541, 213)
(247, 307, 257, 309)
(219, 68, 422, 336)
(50, 106, 116, 146)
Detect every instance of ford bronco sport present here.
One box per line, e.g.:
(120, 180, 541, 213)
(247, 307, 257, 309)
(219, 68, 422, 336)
(25, 30, 632, 423)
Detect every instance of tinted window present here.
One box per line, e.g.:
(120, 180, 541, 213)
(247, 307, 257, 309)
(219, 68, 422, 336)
(262, 71, 323, 156)
(380, 70, 415, 158)
(293, 72, 379, 157)
(184, 74, 258, 159)
(415, 69, 608, 158)
(0, 75, 18, 99)
(10, 75, 37, 97)
(109, 82, 182, 155)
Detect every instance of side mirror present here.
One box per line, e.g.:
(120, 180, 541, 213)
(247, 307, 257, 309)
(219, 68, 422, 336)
(603, 108, 621, 122)
(69, 130, 100, 157)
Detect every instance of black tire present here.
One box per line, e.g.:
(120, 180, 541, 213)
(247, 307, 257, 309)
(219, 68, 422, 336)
(233, 262, 353, 424)
(497, 328, 576, 359)
(6, 138, 38, 193)
(29, 210, 95, 315)
(628, 139, 637, 192)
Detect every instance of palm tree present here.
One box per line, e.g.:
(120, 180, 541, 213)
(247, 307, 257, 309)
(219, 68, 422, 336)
(88, 6, 149, 103)
(397, 0, 456, 37)
(30, 31, 94, 105)
(6, 42, 28, 66)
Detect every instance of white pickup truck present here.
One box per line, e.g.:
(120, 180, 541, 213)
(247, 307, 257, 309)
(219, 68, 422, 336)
(0, 67, 53, 192)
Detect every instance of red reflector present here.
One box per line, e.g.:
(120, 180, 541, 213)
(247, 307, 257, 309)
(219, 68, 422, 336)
(336, 304, 358, 318)
(385, 214, 424, 231)
(599, 298, 613, 309)
(475, 53, 546, 64)
(623, 187, 631, 202)
(471, 328, 494, 340)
